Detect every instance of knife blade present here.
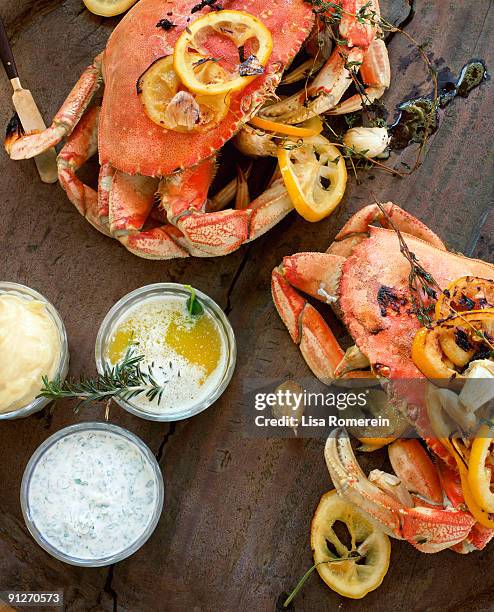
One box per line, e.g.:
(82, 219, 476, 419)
(0, 17, 58, 184)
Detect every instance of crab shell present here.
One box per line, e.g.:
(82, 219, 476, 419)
(273, 204, 494, 439)
(100, 0, 314, 176)
(272, 203, 494, 552)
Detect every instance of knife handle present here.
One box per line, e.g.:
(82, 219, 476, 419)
(0, 17, 18, 81)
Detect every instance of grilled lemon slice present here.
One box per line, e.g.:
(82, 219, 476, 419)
(310, 491, 391, 599)
(138, 56, 230, 132)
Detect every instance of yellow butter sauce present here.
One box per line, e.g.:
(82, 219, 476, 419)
(106, 296, 226, 411)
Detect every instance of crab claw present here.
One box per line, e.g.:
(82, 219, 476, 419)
(271, 267, 344, 382)
(325, 428, 404, 538)
(388, 439, 443, 505)
(279, 252, 344, 304)
(325, 429, 475, 553)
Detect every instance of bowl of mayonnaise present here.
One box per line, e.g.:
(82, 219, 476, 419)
(0, 282, 69, 420)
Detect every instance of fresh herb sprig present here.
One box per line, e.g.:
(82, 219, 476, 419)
(374, 200, 440, 327)
(185, 284, 204, 316)
(283, 555, 362, 607)
(38, 348, 167, 411)
(308, 0, 439, 176)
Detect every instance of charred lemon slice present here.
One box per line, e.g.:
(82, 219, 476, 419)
(174, 10, 273, 96)
(278, 135, 347, 222)
(435, 276, 494, 319)
(138, 56, 230, 132)
(411, 310, 494, 378)
(311, 491, 391, 599)
(83, 0, 137, 17)
(249, 115, 323, 137)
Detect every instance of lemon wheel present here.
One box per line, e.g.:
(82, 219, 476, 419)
(174, 10, 273, 96)
(310, 491, 391, 599)
(137, 56, 230, 132)
(412, 310, 494, 378)
(278, 135, 347, 222)
(83, 0, 137, 17)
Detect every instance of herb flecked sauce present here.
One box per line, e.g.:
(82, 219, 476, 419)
(27, 430, 158, 560)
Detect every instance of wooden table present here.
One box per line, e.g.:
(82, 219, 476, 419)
(0, 1, 493, 610)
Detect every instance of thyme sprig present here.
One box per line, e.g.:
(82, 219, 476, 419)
(375, 200, 494, 353)
(283, 555, 362, 607)
(38, 348, 167, 411)
(375, 200, 439, 327)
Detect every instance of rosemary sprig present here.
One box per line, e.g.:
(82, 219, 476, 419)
(38, 348, 167, 411)
(283, 555, 362, 607)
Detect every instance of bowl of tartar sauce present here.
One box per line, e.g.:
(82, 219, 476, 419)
(95, 283, 236, 421)
(21, 422, 164, 566)
(0, 282, 69, 420)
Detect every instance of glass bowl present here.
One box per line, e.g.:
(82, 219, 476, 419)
(20, 422, 164, 567)
(95, 283, 236, 422)
(0, 282, 69, 420)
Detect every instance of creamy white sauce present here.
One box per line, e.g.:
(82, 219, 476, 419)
(27, 430, 159, 560)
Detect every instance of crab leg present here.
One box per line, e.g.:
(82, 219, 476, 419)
(113, 166, 294, 260)
(109, 172, 159, 236)
(325, 429, 476, 553)
(97, 163, 115, 226)
(258, 0, 385, 124)
(272, 258, 345, 382)
(327, 202, 447, 257)
(208, 165, 252, 212)
(57, 106, 110, 237)
(277, 252, 344, 304)
(388, 439, 443, 505)
(233, 124, 278, 158)
(271, 251, 378, 381)
(160, 163, 294, 257)
(328, 38, 391, 115)
(118, 225, 190, 260)
(57, 104, 188, 259)
(259, 46, 365, 124)
(5, 54, 103, 160)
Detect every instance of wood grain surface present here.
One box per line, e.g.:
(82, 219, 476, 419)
(0, 1, 493, 610)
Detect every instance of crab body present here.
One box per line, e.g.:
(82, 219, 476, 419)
(272, 203, 494, 553)
(100, 0, 313, 176)
(6, 0, 314, 259)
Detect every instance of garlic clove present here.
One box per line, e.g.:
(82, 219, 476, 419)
(459, 359, 494, 413)
(164, 91, 200, 131)
(343, 127, 390, 158)
(435, 387, 477, 431)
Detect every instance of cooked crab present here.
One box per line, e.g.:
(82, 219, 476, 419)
(272, 202, 494, 553)
(5, 0, 390, 259)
